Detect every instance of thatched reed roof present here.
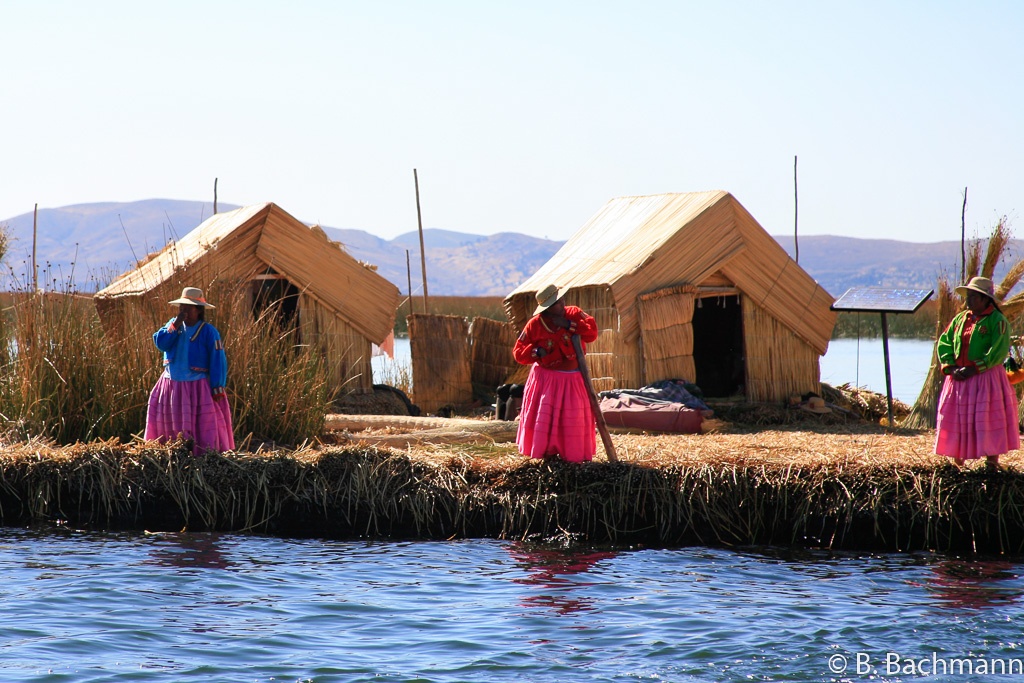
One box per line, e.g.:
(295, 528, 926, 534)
(95, 202, 400, 344)
(506, 192, 836, 354)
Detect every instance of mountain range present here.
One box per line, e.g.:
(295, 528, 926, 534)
(0, 199, 1005, 298)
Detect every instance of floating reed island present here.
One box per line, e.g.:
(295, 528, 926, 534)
(2, 417, 1024, 554)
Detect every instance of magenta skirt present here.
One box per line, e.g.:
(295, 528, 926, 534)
(145, 375, 235, 456)
(935, 368, 1019, 460)
(516, 365, 596, 462)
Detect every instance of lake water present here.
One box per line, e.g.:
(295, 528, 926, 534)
(375, 337, 936, 404)
(2, 527, 1021, 682)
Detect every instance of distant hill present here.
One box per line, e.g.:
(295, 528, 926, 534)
(0, 199, 1009, 297)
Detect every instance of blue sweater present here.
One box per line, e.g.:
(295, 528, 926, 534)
(153, 318, 228, 396)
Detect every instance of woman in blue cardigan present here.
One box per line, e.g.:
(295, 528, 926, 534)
(145, 287, 235, 455)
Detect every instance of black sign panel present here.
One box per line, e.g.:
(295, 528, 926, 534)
(830, 287, 933, 314)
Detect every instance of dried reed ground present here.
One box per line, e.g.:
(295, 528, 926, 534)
(4, 419, 1024, 554)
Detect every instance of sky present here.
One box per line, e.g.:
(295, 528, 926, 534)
(2, 0, 1021, 243)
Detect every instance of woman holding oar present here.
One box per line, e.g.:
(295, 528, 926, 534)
(935, 276, 1019, 470)
(513, 284, 601, 462)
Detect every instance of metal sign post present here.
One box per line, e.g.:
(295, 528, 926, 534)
(831, 287, 934, 426)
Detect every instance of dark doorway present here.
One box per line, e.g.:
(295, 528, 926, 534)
(252, 275, 299, 328)
(692, 294, 745, 398)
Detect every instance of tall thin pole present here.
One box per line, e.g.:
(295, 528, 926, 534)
(793, 155, 799, 265)
(32, 203, 38, 291)
(960, 187, 968, 281)
(880, 312, 894, 428)
(214, 177, 219, 214)
(413, 169, 430, 314)
(406, 249, 414, 316)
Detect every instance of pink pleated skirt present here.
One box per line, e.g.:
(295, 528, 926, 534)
(516, 364, 596, 462)
(145, 375, 235, 456)
(935, 368, 1019, 460)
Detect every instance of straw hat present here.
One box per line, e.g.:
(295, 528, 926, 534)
(168, 286, 215, 308)
(955, 276, 998, 303)
(533, 284, 565, 315)
(800, 396, 831, 414)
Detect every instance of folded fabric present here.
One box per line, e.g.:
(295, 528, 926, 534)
(599, 379, 709, 411)
(599, 394, 704, 434)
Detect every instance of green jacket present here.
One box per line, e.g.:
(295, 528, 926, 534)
(937, 308, 1010, 375)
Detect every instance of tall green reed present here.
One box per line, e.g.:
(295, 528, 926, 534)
(0, 262, 335, 447)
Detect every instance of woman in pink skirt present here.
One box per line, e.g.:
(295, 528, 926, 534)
(145, 287, 235, 455)
(513, 284, 599, 462)
(935, 276, 1019, 470)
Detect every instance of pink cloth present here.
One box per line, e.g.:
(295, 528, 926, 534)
(516, 365, 596, 462)
(935, 367, 1019, 460)
(145, 375, 235, 455)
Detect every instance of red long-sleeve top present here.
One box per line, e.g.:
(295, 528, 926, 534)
(512, 306, 598, 372)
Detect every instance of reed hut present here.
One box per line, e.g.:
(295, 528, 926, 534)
(504, 192, 836, 402)
(94, 203, 400, 395)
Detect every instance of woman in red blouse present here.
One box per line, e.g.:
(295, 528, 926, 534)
(513, 284, 599, 462)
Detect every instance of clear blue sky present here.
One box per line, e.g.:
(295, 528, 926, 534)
(2, 0, 1020, 242)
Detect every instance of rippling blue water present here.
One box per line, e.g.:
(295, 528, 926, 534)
(2, 528, 1023, 682)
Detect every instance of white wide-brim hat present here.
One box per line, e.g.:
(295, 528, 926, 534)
(955, 276, 999, 304)
(168, 286, 215, 308)
(533, 283, 566, 316)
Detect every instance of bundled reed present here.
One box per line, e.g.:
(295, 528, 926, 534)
(637, 285, 697, 382)
(906, 217, 1022, 428)
(408, 314, 472, 415)
(2, 435, 1023, 554)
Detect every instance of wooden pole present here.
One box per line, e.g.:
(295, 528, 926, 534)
(572, 334, 618, 462)
(960, 187, 968, 282)
(413, 169, 429, 314)
(32, 203, 38, 291)
(880, 312, 894, 428)
(406, 249, 414, 316)
(214, 177, 218, 214)
(793, 155, 799, 265)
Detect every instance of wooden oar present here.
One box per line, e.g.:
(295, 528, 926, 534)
(572, 334, 618, 462)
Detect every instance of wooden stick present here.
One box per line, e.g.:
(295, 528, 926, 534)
(793, 155, 799, 265)
(32, 203, 38, 291)
(406, 249, 415, 316)
(572, 334, 618, 462)
(413, 168, 430, 314)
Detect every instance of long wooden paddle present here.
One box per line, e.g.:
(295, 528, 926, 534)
(572, 334, 618, 462)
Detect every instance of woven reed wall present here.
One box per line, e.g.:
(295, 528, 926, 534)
(298, 293, 373, 395)
(638, 285, 697, 383)
(469, 317, 518, 394)
(743, 295, 821, 402)
(409, 314, 473, 415)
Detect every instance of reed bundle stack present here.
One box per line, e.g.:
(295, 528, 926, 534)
(505, 192, 834, 401)
(2, 433, 1022, 554)
(409, 314, 473, 415)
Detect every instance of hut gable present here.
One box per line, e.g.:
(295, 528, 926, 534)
(507, 192, 834, 355)
(96, 202, 399, 344)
